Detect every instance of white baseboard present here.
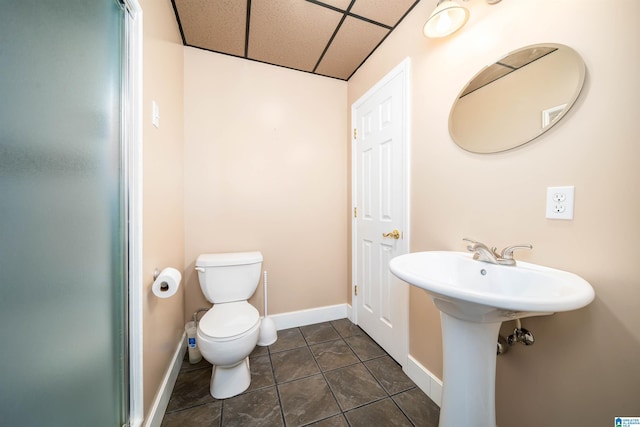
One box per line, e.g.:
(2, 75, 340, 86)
(269, 303, 348, 330)
(143, 303, 348, 425)
(144, 333, 186, 427)
(271, 303, 442, 407)
(405, 354, 443, 407)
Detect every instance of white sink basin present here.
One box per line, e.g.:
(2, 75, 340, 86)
(389, 251, 595, 427)
(389, 251, 594, 322)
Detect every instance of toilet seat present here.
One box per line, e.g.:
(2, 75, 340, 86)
(199, 301, 260, 342)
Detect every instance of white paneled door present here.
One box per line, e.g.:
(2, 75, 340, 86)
(352, 59, 409, 365)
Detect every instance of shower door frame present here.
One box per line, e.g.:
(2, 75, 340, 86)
(123, 0, 144, 425)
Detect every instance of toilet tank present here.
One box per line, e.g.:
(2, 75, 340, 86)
(195, 252, 263, 303)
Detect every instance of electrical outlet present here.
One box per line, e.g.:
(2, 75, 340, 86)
(546, 186, 574, 220)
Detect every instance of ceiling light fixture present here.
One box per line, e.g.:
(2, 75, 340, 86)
(423, 0, 502, 39)
(423, 0, 470, 38)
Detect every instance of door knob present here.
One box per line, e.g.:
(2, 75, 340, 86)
(382, 229, 401, 239)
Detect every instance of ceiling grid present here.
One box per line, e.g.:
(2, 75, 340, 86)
(172, 0, 421, 80)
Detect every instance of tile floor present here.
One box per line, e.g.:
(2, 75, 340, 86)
(161, 318, 440, 427)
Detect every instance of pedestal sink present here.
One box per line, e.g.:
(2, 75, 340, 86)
(389, 251, 595, 427)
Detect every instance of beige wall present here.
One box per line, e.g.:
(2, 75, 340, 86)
(183, 48, 348, 321)
(348, 0, 640, 425)
(141, 0, 185, 417)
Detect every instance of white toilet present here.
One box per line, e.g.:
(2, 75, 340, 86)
(195, 251, 263, 399)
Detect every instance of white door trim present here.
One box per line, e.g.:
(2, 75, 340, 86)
(351, 57, 411, 366)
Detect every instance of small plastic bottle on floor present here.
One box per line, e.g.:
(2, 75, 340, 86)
(185, 321, 202, 364)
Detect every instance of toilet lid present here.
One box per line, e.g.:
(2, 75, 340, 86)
(199, 302, 260, 339)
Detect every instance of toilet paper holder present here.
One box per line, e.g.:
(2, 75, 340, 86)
(151, 267, 182, 298)
(153, 268, 169, 292)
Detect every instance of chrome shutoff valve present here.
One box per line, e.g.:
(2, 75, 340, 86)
(508, 327, 535, 346)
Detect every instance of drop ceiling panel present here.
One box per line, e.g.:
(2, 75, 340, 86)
(174, 0, 247, 57)
(171, 0, 420, 80)
(315, 16, 389, 80)
(318, 0, 353, 10)
(500, 46, 557, 68)
(461, 64, 513, 97)
(249, 0, 342, 72)
(460, 47, 560, 97)
(351, 0, 418, 27)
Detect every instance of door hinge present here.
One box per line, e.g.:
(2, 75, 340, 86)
(354, 207, 357, 218)
(353, 128, 357, 139)
(354, 285, 358, 296)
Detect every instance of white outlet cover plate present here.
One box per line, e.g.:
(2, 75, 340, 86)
(546, 186, 574, 220)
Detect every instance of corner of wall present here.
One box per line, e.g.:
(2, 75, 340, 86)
(140, 0, 186, 418)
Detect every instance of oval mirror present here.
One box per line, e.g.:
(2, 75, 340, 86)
(449, 43, 586, 153)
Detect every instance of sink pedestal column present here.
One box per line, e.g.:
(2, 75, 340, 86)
(439, 312, 501, 427)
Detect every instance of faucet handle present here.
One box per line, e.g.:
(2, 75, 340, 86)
(462, 237, 482, 252)
(462, 237, 480, 250)
(463, 238, 498, 254)
(500, 244, 533, 260)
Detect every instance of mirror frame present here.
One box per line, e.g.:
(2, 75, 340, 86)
(448, 43, 586, 154)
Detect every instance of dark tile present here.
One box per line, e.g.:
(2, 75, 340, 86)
(393, 387, 440, 426)
(271, 346, 320, 383)
(268, 328, 306, 353)
(245, 355, 274, 393)
(324, 363, 386, 411)
(344, 334, 386, 361)
(163, 320, 415, 427)
(300, 322, 340, 344)
(161, 401, 221, 427)
(331, 318, 364, 338)
(221, 386, 283, 427)
(278, 374, 341, 427)
(250, 344, 269, 358)
(344, 398, 412, 427)
(307, 414, 349, 426)
(180, 352, 212, 373)
(166, 367, 215, 412)
(364, 356, 415, 395)
(310, 339, 359, 372)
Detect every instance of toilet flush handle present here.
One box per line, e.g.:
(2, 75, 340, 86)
(195, 267, 205, 273)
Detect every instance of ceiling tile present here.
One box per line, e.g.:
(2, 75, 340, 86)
(315, 16, 389, 80)
(316, 0, 353, 10)
(461, 64, 513, 97)
(500, 46, 557, 69)
(249, 0, 342, 72)
(351, 0, 417, 27)
(172, 0, 419, 80)
(174, 0, 247, 57)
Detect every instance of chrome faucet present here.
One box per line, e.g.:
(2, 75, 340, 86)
(463, 238, 532, 266)
(498, 244, 533, 266)
(463, 238, 500, 263)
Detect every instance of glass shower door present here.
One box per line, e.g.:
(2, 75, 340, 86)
(0, 1, 128, 425)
